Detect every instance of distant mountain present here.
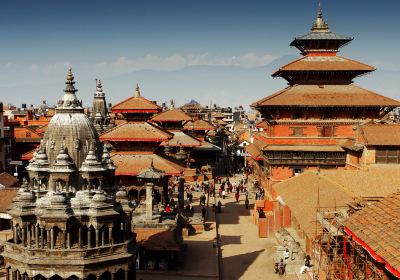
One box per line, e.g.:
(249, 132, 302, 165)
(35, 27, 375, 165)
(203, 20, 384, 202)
(1, 54, 399, 109)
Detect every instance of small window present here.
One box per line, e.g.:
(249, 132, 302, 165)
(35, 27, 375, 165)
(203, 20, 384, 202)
(293, 168, 303, 176)
(26, 132, 31, 137)
(318, 126, 336, 137)
(290, 127, 305, 136)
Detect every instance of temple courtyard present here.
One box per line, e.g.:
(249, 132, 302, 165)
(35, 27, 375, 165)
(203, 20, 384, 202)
(137, 175, 303, 280)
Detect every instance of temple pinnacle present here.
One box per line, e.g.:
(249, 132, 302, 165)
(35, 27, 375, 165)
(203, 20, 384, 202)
(134, 84, 141, 98)
(311, 2, 329, 32)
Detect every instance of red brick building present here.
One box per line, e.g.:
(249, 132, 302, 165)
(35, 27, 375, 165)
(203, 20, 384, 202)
(250, 7, 400, 197)
(248, 7, 400, 237)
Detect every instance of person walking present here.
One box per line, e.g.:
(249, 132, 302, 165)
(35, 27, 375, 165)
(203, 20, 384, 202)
(201, 206, 207, 221)
(235, 191, 240, 202)
(222, 190, 226, 199)
(245, 197, 249, 209)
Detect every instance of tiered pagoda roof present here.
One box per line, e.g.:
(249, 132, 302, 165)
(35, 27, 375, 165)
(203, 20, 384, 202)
(111, 152, 185, 176)
(251, 4, 400, 111)
(99, 122, 172, 142)
(183, 119, 216, 131)
(252, 84, 400, 107)
(112, 85, 161, 114)
(160, 131, 201, 147)
(151, 108, 192, 123)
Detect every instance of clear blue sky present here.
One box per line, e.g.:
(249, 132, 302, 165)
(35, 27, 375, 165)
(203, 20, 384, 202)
(1, 0, 399, 108)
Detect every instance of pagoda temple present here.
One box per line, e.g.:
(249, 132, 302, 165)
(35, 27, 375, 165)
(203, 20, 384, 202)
(2, 69, 136, 280)
(250, 6, 400, 199)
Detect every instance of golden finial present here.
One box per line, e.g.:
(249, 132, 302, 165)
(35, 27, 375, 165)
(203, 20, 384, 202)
(311, 2, 329, 32)
(134, 83, 141, 98)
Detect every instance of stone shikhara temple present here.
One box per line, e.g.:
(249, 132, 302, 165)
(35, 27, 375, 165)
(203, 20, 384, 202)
(3, 69, 136, 280)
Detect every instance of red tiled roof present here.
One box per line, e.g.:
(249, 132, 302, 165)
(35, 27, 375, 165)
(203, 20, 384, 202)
(251, 84, 400, 107)
(360, 124, 400, 146)
(272, 56, 375, 76)
(21, 148, 36, 161)
(160, 131, 201, 147)
(14, 126, 42, 142)
(100, 122, 173, 142)
(112, 96, 161, 113)
(135, 227, 180, 251)
(0, 188, 18, 213)
(245, 144, 264, 161)
(344, 193, 400, 276)
(151, 109, 192, 122)
(112, 152, 185, 176)
(182, 119, 216, 131)
(0, 172, 19, 188)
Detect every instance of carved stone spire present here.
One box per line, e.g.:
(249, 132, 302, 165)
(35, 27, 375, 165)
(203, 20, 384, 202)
(95, 79, 105, 97)
(311, 2, 329, 32)
(134, 84, 141, 98)
(57, 67, 82, 110)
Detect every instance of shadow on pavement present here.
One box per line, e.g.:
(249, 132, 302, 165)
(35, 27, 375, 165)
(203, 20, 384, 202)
(221, 249, 265, 279)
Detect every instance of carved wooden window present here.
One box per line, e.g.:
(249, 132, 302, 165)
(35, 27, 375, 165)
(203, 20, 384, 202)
(290, 127, 305, 136)
(318, 126, 336, 137)
(26, 132, 31, 137)
(376, 147, 400, 164)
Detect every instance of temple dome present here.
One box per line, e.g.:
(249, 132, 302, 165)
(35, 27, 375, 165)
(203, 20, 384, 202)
(41, 68, 100, 169)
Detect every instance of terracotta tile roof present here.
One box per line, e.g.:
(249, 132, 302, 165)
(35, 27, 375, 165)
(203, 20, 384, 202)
(0, 172, 19, 188)
(151, 109, 192, 122)
(100, 122, 173, 142)
(0, 188, 18, 213)
(344, 193, 400, 275)
(112, 96, 161, 113)
(135, 227, 180, 250)
(14, 126, 42, 142)
(160, 131, 201, 147)
(35, 124, 48, 134)
(275, 171, 353, 237)
(182, 119, 216, 131)
(21, 148, 36, 161)
(360, 124, 400, 146)
(245, 142, 265, 161)
(263, 145, 344, 152)
(272, 56, 375, 76)
(255, 120, 269, 129)
(111, 152, 185, 176)
(320, 167, 400, 198)
(193, 141, 222, 152)
(251, 84, 400, 107)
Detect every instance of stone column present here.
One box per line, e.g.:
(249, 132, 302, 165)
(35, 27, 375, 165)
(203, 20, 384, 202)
(22, 227, 26, 247)
(13, 225, 16, 243)
(26, 227, 31, 248)
(62, 230, 66, 249)
(40, 228, 44, 248)
(67, 230, 71, 249)
(35, 226, 39, 247)
(95, 229, 99, 247)
(50, 228, 54, 249)
(108, 226, 113, 245)
(111, 272, 116, 280)
(46, 229, 51, 249)
(101, 230, 105, 246)
(124, 270, 129, 280)
(78, 226, 82, 248)
(145, 183, 153, 222)
(6, 267, 10, 280)
(88, 228, 92, 248)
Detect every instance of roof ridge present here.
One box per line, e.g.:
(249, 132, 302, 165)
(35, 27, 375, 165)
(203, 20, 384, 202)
(335, 55, 376, 71)
(319, 172, 358, 198)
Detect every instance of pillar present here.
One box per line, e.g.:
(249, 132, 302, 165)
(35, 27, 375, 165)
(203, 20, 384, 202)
(6, 267, 10, 280)
(145, 183, 153, 222)
(35, 225, 39, 247)
(22, 227, 26, 247)
(95, 229, 99, 247)
(124, 269, 129, 280)
(40, 228, 44, 248)
(108, 226, 113, 245)
(46, 229, 51, 249)
(88, 227, 92, 248)
(27, 226, 31, 248)
(101, 229, 105, 246)
(62, 230, 66, 249)
(78, 226, 82, 248)
(112, 272, 116, 280)
(67, 230, 71, 249)
(13, 225, 17, 243)
(50, 228, 54, 249)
